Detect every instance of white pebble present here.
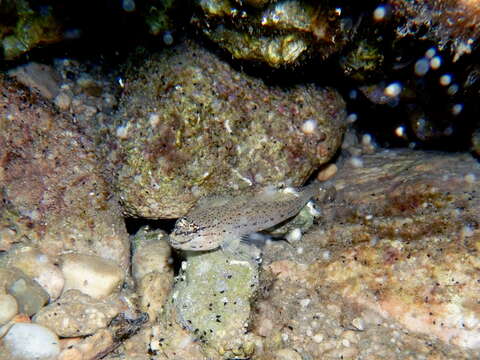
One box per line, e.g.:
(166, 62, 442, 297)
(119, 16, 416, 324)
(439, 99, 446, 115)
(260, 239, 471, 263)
(384, 82, 402, 97)
(0, 293, 18, 324)
(116, 124, 129, 139)
(148, 112, 160, 127)
(350, 156, 363, 168)
(465, 173, 476, 184)
(439, 74, 452, 86)
(286, 228, 302, 242)
(430, 56, 442, 70)
(61, 254, 124, 299)
(3, 323, 60, 360)
(313, 333, 324, 343)
(299, 298, 311, 307)
(301, 119, 317, 134)
(373, 5, 386, 21)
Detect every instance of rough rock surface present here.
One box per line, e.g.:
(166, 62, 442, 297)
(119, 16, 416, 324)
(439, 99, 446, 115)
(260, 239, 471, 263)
(0, 75, 130, 268)
(131, 226, 173, 323)
(254, 149, 480, 359)
(171, 248, 260, 359)
(193, 0, 354, 67)
(58, 329, 115, 360)
(113, 39, 346, 218)
(389, 0, 480, 61)
(34, 289, 122, 337)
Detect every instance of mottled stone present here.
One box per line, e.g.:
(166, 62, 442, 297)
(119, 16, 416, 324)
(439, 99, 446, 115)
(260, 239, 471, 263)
(131, 226, 172, 282)
(61, 254, 124, 299)
(254, 150, 480, 359)
(57, 329, 114, 360)
(0, 267, 49, 317)
(4, 246, 64, 300)
(113, 39, 346, 218)
(0, 75, 130, 268)
(172, 247, 259, 358)
(34, 289, 122, 337)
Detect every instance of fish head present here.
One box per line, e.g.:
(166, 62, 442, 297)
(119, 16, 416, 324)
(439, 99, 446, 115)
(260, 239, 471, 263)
(169, 216, 220, 251)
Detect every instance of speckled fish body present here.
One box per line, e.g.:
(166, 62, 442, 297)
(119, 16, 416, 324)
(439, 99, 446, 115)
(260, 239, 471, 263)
(169, 182, 321, 251)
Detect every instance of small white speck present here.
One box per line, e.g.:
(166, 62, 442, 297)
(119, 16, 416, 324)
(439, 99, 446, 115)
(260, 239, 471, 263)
(163, 31, 174, 45)
(283, 187, 299, 197)
(439, 74, 452, 86)
(342, 339, 351, 347)
(149, 113, 160, 127)
(281, 333, 289, 342)
(414, 58, 429, 76)
(348, 89, 358, 100)
(346, 113, 358, 123)
(384, 82, 402, 97)
(425, 48, 436, 59)
(313, 333, 324, 343)
(430, 56, 442, 70)
(286, 228, 302, 242)
(352, 317, 365, 330)
(350, 156, 363, 168)
(117, 77, 125, 88)
(122, 0, 135, 12)
(296, 247, 304, 254)
(361, 134, 372, 146)
(395, 126, 406, 138)
(307, 201, 321, 217)
(37, 254, 48, 263)
(224, 119, 232, 133)
(116, 124, 129, 139)
(461, 225, 474, 238)
(465, 173, 476, 184)
(301, 119, 317, 134)
(306, 328, 313, 337)
(365, 214, 373, 220)
(447, 84, 459, 95)
(373, 5, 386, 21)
(451, 104, 463, 115)
(181, 261, 187, 271)
(300, 298, 311, 307)
(322, 250, 331, 260)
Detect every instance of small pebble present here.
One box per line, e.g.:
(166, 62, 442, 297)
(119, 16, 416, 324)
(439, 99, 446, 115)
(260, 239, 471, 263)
(0, 293, 18, 324)
(61, 254, 124, 298)
(54, 92, 71, 111)
(2, 323, 60, 360)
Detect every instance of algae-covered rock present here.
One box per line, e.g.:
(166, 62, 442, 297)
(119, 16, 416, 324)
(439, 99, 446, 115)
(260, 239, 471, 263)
(34, 289, 122, 337)
(0, 75, 130, 269)
(0, 1, 63, 60)
(254, 150, 480, 359)
(193, 0, 354, 67)
(171, 248, 259, 359)
(113, 39, 346, 218)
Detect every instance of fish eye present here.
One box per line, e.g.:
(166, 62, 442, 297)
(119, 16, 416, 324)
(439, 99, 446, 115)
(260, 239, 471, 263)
(174, 217, 201, 235)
